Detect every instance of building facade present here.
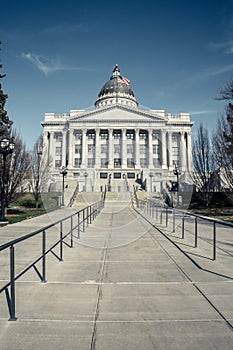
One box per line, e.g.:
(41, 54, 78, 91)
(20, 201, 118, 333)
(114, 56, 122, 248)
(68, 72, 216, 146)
(41, 65, 193, 193)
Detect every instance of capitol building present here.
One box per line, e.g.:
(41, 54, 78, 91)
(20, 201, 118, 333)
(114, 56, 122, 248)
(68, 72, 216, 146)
(41, 65, 193, 193)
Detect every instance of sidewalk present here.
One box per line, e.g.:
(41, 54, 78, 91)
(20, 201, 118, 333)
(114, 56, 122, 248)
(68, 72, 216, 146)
(0, 200, 233, 349)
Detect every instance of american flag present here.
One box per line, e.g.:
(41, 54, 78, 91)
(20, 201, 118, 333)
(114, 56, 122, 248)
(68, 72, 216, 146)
(118, 76, 130, 85)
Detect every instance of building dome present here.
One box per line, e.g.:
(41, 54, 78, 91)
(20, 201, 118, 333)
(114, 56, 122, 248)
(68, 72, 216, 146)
(95, 65, 138, 108)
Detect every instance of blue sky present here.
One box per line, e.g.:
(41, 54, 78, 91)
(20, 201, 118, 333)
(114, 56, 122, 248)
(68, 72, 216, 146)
(1, 0, 233, 149)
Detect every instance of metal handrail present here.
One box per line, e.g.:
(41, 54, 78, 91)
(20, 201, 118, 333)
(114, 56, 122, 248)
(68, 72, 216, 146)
(68, 183, 79, 207)
(0, 198, 105, 321)
(134, 198, 233, 262)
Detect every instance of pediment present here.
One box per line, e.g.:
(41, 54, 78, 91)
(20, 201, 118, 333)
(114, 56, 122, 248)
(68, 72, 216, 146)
(69, 105, 166, 123)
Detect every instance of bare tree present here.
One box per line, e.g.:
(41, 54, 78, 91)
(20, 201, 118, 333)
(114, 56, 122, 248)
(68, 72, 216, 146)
(5, 129, 31, 206)
(30, 134, 51, 208)
(191, 123, 215, 207)
(217, 79, 233, 100)
(213, 80, 233, 193)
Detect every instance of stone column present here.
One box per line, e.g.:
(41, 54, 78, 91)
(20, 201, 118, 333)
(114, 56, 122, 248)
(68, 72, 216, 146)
(187, 131, 192, 171)
(122, 128, 127, 168)
(180, 132, 187, 170)
(62, 130, 67, 167)
(68, 129, 74, 168)
(50, 131, 55, 169)
(81, 129, 87, 168)
(161, 129, 167, 169)
(135, 128, 140, 168)
(148, 129, 153, 168)
(95, 128, 100, 168)
(168, 131, 173, 169)
(108, 128, 113, 168)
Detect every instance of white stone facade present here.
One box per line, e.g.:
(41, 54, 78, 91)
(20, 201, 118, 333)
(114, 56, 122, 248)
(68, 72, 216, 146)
(41, 66, 193, 193)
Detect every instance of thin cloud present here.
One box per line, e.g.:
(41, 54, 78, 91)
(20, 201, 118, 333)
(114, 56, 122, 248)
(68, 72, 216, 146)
(21, 52, 94, 76)
(185, 64, 233, 85)
(39, 23, 83, 35)
(209, 40, 233, 54)
(189, 110, 215, 116)
(202, 64, 233, 78)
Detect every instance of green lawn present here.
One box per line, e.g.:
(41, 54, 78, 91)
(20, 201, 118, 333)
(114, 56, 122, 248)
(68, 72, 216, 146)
(1, 193, 60, 225)
(189, 207, 233, 222)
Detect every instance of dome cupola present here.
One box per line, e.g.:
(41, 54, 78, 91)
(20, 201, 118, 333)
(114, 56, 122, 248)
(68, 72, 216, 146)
(95, 65, 138, 108)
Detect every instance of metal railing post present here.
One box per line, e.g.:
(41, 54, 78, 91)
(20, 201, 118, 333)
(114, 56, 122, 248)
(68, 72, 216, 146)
(60, 222, 63, 261)
(70, 216, 73, 248)
(182, 215, 185, 239)
(42, 230, 47, 282)
(78, 211, 80, 238)
(172, 209, 175, 232)
(86, 207, 89, 227)
(83, 209, 85, 232)
(213, 221, 216, 260)
(90, 205, 92, 224)
(9, 245, 17, 321)
(194, 216, 198, 248)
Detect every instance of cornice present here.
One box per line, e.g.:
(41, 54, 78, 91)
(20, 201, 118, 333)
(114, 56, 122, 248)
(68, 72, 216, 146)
(69, 104, 167, 122)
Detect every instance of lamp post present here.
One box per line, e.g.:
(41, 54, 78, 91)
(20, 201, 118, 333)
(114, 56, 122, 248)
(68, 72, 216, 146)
(173, 163, 181, 206)
(0, 138, 15, 222)
(173, 163, 180, 191)
(84, 171, 88, 192)
(149, 172, 153, 192)
(60, 166, 67, 206)
(35, 148, 42, 209)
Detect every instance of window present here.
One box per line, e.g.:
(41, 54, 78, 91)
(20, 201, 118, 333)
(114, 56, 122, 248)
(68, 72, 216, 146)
(73, 172, 80, 178)
(152, 132, 159, 140)
(140, 144, 147, 154)
(114, 158, 121, 168)
(75, 144, 82, 154)
(74, 132, 82, 140)
(114, 172, 121, 179)
(88, 158, 95, 167)
(172, 134, 178, 142)
(88, 144, 95, 154)
(100, 132, 108, 139)
(100, 172, 108, 179)
(55, 159, 61, 168)
(127, 145, 134, 154)
(153, 144, 160, 154)
(74, 158, 81, 167)
(126, 132, 134, 140)
(127, 158, 135, 168)
(114, 144, 121, 153)
(101, 158, 108, 167)
(140, 158, 147, 167)
(87, 132, 95, 139)
(127, 172, 135, 179)
(54, 133, 62, 141)
(153, 159, 161, 167)
(55, 147, 62, 156)
(113, 132, 121, 139)
(139, 132, 147, 140)
(101, 144, 108, 153)
(172, 147, 179, 156)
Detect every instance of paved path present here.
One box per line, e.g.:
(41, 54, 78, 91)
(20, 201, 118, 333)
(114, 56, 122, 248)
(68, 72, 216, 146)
(0, 199, 233, 349)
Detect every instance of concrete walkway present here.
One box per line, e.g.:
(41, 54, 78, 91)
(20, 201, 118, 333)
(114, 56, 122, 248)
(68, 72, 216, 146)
(0, 198, 233, 349)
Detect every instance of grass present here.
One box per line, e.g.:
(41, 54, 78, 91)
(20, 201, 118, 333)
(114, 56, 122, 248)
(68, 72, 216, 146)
(1, 193, 60, 225)
(189, 207, 233, 222)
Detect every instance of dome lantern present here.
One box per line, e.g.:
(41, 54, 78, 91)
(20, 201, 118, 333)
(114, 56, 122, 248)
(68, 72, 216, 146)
(95, 65, 138, 108)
